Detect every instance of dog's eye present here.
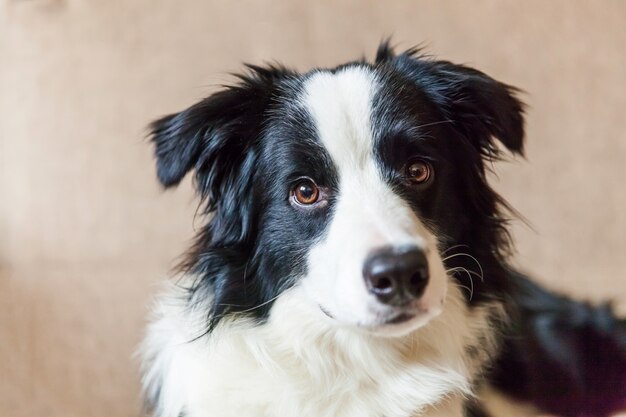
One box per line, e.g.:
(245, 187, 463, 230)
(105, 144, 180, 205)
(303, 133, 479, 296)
(406, 159, 433, 184)
(292, 179, 320, 206)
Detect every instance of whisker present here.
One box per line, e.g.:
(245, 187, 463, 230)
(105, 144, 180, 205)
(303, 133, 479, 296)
(213, 292, 283, 313)
(446, 266, 483, 281)
(414, 119, 455, 130)
(454, 283, 474, 300)
(441, 244, 470, 255)
(239, 293, 284, 313)
(447, 267, 474, 301)
(441, 252, 484, 282)
(242, 261, 250, 292)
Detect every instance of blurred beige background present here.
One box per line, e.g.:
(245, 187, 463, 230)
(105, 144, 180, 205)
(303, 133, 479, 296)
(1, 1, 625, 416)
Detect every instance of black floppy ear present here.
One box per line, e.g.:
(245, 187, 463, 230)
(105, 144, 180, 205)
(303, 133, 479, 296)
(428, 61, 525, 156)
(149, 65, 288, 244)
(150, 102, 209, 188)
(385, 46, 525, 156)
(149, 64, 287, 190)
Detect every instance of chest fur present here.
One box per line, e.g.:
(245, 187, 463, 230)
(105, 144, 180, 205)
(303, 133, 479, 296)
(141, 285, 498, 417)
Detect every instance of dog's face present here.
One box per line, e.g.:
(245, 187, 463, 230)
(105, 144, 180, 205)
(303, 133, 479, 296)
(150, 45, 524, 337)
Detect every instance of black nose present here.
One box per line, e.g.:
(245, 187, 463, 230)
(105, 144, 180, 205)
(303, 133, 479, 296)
(363, 246, 429, 306)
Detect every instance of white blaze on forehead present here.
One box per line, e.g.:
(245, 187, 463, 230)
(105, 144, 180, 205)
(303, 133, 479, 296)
(301, 66, 422, 244)
(302, 67, 378, 168)
(300, 66, 446, 329)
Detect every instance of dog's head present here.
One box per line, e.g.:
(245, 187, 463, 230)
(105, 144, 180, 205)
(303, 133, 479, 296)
(150, 43, 524, 337)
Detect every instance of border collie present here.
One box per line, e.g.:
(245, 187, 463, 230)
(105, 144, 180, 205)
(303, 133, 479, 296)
(141, 42, 626, 417)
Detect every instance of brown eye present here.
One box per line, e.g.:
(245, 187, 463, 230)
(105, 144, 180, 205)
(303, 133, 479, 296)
(406, 160, 433, 184)
(293, 179, 319, 205)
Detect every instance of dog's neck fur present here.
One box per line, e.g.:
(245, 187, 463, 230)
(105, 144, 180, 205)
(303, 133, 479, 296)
(142, 280, 502, 417)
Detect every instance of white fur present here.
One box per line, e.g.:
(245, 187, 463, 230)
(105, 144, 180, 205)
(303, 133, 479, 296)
(142, 280, 500, 417)
(301, 68, 447, 335)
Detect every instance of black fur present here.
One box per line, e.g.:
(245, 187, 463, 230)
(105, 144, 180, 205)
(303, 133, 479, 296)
(491, 272, 626, 416)
(464, 400, 489, 417)
(149, 42, 626, 415)
(373, 43, 524, 306)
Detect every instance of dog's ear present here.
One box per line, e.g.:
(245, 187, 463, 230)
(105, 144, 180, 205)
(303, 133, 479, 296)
(150, 65, 285, 189)
(427, 60, 525, 156)
(149, 65, 288, 244)
(382, 46, 525, 156)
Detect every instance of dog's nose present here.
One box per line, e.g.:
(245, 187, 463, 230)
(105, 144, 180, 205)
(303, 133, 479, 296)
(363, 246, 429, 306)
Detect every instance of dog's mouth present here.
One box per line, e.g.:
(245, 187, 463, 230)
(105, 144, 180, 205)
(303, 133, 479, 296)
(383, 312, 415, 324)
(320, 305, 334, 319)
(319, 305, 419, 328)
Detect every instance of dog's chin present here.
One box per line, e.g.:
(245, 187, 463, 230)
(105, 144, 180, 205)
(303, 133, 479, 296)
(320, 305, 443, 338)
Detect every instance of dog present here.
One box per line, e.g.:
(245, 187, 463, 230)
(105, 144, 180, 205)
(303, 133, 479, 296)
(140, 42, 626, 417)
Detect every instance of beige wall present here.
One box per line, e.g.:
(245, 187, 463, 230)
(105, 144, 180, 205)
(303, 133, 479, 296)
(1, 1, 625, 416)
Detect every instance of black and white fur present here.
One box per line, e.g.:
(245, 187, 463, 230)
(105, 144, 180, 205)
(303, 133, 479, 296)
(141, 43, 626, 417)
